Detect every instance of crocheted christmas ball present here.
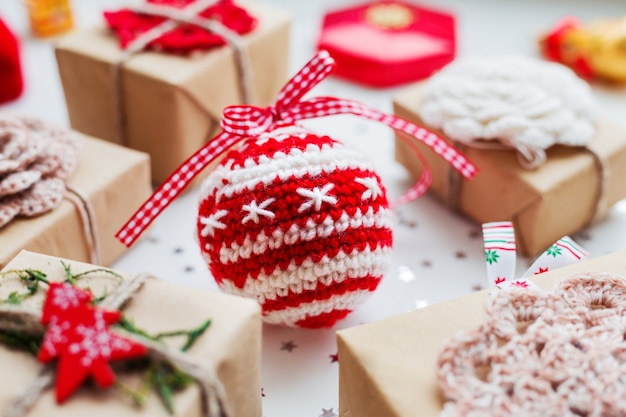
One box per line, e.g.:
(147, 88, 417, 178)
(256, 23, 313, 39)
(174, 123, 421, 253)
(197, 125, 392, 328)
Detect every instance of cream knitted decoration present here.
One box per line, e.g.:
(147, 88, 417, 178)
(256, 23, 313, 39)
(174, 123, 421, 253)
(419, 56, 597, 168)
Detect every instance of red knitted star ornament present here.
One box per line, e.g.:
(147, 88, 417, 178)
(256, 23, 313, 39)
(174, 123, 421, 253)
(104, 0, 256, 54)
(38, 283, 147, 403)
(197, 125, 393, 328)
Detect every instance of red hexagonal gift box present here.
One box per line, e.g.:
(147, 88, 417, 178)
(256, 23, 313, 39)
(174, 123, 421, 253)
(317, 1, 456, 88)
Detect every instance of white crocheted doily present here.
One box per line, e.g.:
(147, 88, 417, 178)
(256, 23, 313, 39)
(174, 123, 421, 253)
(419, 56, 597, 168)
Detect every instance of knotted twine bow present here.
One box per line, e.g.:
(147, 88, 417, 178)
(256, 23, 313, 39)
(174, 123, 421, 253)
(482, 221, 589, 290)
(1, 271, 228, 417)
(107, 0, 257, 146)
(116, 50, 478, 246)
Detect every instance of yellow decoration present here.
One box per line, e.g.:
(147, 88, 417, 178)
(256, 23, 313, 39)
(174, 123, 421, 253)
(25, 0, 73, 37)
(543, 16, 626, 83)
(580, 17, 626, 82)
(365, 3, 415, 30)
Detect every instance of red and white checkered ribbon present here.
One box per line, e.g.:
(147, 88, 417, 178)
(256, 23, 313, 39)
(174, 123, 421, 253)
(482, 221, 589, 289)
(116, 50, 477, 247)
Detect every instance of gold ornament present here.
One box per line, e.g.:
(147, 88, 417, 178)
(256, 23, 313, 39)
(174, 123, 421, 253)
(542, 16, 626, 83)
(581, 16, 626, 82)
(365, 3, 415, 30)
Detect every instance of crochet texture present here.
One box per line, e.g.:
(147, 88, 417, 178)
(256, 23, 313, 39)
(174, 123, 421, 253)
(438, 272, 626, 417)
(419, 56, 597, 152)
(104, 0, 256, 55)
(0, 114, 80, 228)
(197, 125, 392, 328)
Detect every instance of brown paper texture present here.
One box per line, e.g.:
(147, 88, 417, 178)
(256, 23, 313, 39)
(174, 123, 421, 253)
(55, 1, 291, 185)
(0, 250, 262, 417)
(0, 135, 151, 268)
(393, 83, 626, 256)
(338, 249, 626, 417)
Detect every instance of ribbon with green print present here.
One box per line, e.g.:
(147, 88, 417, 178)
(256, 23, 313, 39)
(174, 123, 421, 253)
(482, 221, 589, 289)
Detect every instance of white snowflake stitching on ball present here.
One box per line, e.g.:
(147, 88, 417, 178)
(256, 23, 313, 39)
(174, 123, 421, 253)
(297, 184, 337, 212)
(354, 177, 382, 200)
(418, 56, 597, 167)
(242, 198, 276, 224)
(199, 209, 228, 237)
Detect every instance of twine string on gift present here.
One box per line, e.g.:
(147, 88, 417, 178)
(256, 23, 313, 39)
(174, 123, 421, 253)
(63, 187, 100, 265)
(440, 141, 520, 209)
(111, 0, 255, 146)
(444, 142, 610, 230)
(118, 330, 229, 417)
(116, 50, 478, 247)
(0, 272, 229, 417)
(582, 145, 610, 225)
(458, 138, 547, 170)
(7, 366, 55, 417)
(481, 221, 589, 290)
(0, 114, 100, 265)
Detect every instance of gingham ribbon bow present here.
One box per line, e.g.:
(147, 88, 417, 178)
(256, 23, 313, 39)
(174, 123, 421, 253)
(116, 50, 478, 247)
(482, 221, 589, 289)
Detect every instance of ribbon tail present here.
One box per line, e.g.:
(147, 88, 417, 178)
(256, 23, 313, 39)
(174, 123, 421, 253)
(288, 97, 478, 182)
(482, 221, 517, 288)
(346, 102, 477, 180)
(116, 132, 242, 247)
(521, 236, 589, 278)
(392, 132, 432, 207)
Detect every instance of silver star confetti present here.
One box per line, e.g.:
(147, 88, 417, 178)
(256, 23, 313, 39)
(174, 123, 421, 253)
(320, 408, 338, 417)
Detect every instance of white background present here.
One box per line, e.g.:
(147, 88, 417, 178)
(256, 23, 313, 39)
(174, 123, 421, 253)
(1, 1, 626, 416)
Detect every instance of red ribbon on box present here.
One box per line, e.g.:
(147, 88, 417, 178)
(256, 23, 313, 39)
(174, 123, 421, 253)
(116, 50, 478, 247)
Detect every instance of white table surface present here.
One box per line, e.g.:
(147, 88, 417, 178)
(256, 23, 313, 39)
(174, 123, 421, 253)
(2, 1, 626, 416)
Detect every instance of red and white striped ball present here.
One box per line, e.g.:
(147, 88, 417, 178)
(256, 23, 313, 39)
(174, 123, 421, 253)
(197, 125, 393, 328)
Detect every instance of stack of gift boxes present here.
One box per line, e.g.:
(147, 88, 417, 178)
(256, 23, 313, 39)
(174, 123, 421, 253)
(2, 0, 626, 415)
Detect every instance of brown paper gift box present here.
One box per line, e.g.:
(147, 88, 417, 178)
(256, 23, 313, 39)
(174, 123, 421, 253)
(0, 250, 262, 417)
(0, 135, 151, 268)
(337, 249, 626, 417)
(55, 1, 291, 185)
(393, 83, 626, 256)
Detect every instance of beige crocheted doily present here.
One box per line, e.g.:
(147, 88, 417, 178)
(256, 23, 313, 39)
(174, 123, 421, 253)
(438, 273, 626, 416)
(0, 114, 80, 227)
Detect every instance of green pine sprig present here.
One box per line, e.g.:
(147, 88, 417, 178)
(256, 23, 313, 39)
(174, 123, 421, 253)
(0, 264, 212, 415)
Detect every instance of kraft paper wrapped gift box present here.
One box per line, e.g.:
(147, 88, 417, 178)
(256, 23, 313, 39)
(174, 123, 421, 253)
(0, 135, 151, 268)
(0, 250, 262, 417)
(393, 83, 626, 256)
(337, 249, 626, 417)
(55, 1, 291, 185)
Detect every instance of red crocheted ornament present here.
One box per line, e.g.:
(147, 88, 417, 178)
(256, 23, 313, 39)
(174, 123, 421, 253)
(197, 126, 393, 328)
(104, 0, 256, 54)
(0, 18, 24, 104)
